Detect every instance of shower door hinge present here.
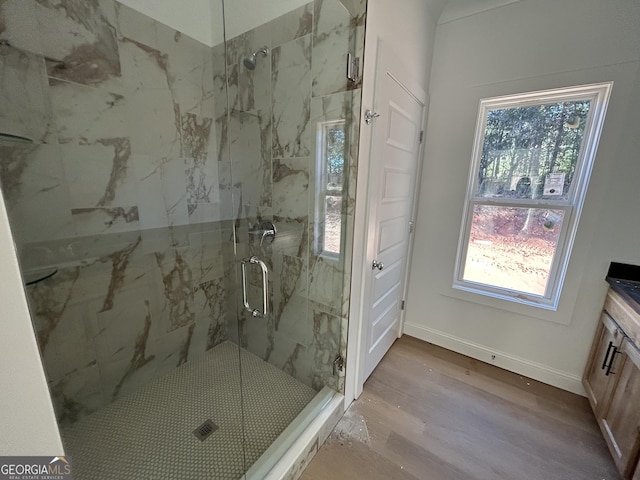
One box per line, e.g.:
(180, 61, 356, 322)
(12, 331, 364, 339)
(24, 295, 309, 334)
(332, 355, 344, 376)
(346, 53, 360, 83)
(401, 300, 405, 310)
(419, 130, 424, 143)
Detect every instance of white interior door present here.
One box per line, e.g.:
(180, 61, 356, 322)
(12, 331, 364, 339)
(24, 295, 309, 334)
(361, 54, 424, 381)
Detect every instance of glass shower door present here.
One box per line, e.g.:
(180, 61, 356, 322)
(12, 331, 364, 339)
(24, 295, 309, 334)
(220, 0, 367, 475)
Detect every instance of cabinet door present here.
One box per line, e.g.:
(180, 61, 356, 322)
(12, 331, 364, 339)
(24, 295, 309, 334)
(600, 338, 640, 478)
(584, 312, 624, 414)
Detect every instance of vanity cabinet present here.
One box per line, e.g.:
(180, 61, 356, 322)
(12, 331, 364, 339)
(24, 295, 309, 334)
(599, 338, 640, 478)
(584, 311, 624, 412)
(584, 289, 640, 479)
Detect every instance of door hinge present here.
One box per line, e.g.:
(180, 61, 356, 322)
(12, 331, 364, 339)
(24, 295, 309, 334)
(401, 300, 405, 310)
(333, 355, 344, 376)
(346, 53, 360, 83)
(409, 220, 415, 233)
(419, 130, 424, 143)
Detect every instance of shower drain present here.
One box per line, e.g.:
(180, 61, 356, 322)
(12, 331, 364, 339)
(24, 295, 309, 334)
(193, 419, 218, 441)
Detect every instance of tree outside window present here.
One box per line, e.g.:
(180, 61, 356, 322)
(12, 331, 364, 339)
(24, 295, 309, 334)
(455, 83, 612, 309)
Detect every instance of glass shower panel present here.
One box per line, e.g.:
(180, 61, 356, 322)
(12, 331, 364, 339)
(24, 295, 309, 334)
(0, 0, 247, 477)
(221, 0, 367, 474)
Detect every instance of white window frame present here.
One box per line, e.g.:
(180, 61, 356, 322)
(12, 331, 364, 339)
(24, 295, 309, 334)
(314, 119, 346, 260)
(453, 82, 612, 310)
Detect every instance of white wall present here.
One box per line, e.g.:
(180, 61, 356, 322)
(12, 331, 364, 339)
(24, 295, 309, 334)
(0, 192, 64, 455)
(405, 0, 640, 394)
(117, 0, 220, 46)
(117, 0, 314, 46)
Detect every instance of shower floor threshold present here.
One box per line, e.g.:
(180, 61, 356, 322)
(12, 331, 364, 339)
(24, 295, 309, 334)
(61, 341, 319, 479)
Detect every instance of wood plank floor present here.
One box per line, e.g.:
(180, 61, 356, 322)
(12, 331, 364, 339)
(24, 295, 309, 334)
(301, 335, 620, 480)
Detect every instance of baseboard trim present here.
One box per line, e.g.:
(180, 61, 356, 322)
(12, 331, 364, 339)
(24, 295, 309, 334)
(403, 322, 586, 396)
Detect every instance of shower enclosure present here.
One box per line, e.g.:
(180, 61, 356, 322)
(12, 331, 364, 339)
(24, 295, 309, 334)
(0, 0, 366, 477)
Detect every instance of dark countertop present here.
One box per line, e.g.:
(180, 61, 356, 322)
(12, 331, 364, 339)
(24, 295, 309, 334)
(606, 262, 640, 316)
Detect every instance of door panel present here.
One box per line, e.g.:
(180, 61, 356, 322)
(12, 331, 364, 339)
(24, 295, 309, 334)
(362, 51, 424, 381)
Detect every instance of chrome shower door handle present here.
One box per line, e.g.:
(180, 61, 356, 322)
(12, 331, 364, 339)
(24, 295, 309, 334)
(241, 256, 269, 318)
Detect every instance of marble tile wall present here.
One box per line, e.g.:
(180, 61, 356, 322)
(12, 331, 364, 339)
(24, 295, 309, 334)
(0, 0, 366, 424)
(0, 0, 234, 425)
(223, 0, 366, 393)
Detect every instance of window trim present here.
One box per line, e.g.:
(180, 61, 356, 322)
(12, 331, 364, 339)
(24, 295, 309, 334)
(453, 82, 612, 310)
(314, 119, 346, 261)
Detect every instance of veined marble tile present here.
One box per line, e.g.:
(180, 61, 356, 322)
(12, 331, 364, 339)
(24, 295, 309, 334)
(27, 265, 83, 354)
(229, 109, 272, 208)
(312, 0, 352, 97)
(308, 303, 341, 391)
(94, 286, 161, 385)
(272, 216, 308, 259)
(191, 277, 228, 349)
(225, 22, 271, 68)
(114, 2, 158, 50)
(271, 35, 312, 158)
(0, 0, 43, 55)
(0, 44, 56, 143)
(217, 159, 235, 221)
(125, 88, 181, 158)
(49, 77, 127, 144)
(98, 336, 158, 404)
(272, 157, 310, 219)
(0, 144, 75, 244)
(338, 0, 367, 18)
(49, 363, 104, 425)
(186, 240, 225, 287)
(272, 293, 315, 350)
(270, 2, 313, 48)
(181, 113, 221, 205)
(272, 254, 308, 326)
(339, 312, 349, 379)
(71, 206, 139, 236)
(223, 20, 272, 115)
(342, 214, 355, 277)
(214, 111, 230, 163)
(157, 23, 215, 119)
(35, 0, 121, 85)
(35, 300, 97, 382)
(237, 54, 271, 115)
(187, 202, 223, 224)
(279, 340, 314, 390)
(118, 35, 169, 91)
(308, 255, 343, 316)
(148, 322, 195, 378)
(151, 248, 196, 332)
(133, 154, 188, 230)
(60, 139, 136, 208)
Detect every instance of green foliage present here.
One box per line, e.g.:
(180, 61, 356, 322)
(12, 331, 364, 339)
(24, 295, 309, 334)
(326, 126, 345, 177)
(478, 99, 591, 199)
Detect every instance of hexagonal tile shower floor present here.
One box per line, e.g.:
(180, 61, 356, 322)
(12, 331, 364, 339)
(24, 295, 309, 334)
(61, 341, 316, 479)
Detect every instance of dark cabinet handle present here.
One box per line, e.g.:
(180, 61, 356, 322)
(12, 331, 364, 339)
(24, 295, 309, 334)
(605, 346, 620, 376)
(602, 341, 614, 370)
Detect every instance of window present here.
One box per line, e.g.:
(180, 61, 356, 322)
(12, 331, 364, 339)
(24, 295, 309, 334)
(454, 83, 612, 309)
(314, 120, 346, 259)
